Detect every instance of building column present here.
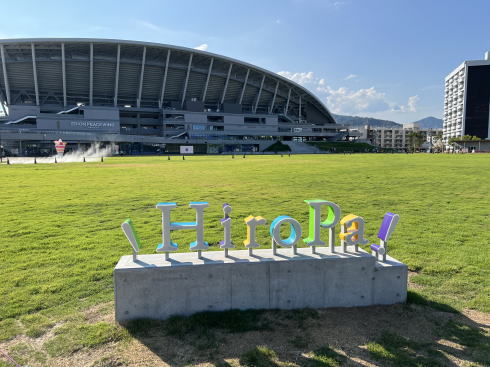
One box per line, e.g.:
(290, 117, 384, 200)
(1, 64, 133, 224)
(61, 43, 67, 107)
(254, 75, 265, 113)
(31, 43, 39, 106)
(201, 57, 214, 104)
(238, 69, 250, 105)
(220, 63, 233, 105)
(137, 47, 146, 108)
(0, 44, 11, 105)
(181, 53, 193, 108)
(159, 49, 171, 108)
(113, 44, 121, 107)
(89, 43, 93, 105)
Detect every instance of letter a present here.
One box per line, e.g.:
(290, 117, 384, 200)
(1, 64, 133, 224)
(339, 214, 369, 252)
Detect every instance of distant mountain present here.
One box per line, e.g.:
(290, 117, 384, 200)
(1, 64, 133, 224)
(332, 114, 402, 128)
(407, 116, 443, 129)
(333, 114, 443, 130)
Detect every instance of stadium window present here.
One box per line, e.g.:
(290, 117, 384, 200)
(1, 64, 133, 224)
(120, 112, 138, 118)
(244, 117, 266, 124)
(165, 124, 185, 129)
(207, 116, 224, 123)
(164, 113, 184, 120)
(192, 124, 207, 130)
(140, 113, 159, 119)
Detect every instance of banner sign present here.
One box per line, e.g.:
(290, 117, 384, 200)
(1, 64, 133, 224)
(69, 121, 116, 130)
(53, 139, 67, 154)
(37, 118, 120, 133)
(122, 200, 400, 263)
(180, 146, 194, 154)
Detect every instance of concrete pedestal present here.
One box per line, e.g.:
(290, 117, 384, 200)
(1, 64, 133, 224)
(114, 247, 407, 322)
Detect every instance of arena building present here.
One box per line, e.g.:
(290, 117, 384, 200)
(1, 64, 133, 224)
(0, 38, 341, 156)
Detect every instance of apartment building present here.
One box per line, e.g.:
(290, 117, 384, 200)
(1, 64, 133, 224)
(352, 123, 442, 150)
(443, 51, 490, 144)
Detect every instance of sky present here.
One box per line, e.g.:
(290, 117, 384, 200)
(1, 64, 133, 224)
(0, 0, 489, 123)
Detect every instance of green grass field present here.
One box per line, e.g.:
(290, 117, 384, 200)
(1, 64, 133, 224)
(0, 154, 489, 366)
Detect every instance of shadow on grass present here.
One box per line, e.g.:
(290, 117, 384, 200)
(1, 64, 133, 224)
(361, 293, 490, 367)
(406, 290, 459, 313)
(123, 295, 489, 367)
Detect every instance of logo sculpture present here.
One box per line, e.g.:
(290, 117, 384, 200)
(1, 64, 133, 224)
(122, 200, 400, 263)
(121, 200, 400, 262)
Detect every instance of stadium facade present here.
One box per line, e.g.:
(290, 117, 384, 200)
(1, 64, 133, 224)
(0, 38, 341, 156)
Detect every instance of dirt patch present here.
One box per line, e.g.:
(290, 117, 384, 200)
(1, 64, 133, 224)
(117, 304, 489, 367)
(84, 302, 115, 323)
(461, 308, 490, 328)
(1, 304, 488, 367)
(407, 270, 424, 289)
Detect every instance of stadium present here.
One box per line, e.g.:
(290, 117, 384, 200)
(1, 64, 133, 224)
(0, 38, 341, 156)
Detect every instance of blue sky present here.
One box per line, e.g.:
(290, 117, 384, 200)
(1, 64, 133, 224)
(1, 0, 489, 122)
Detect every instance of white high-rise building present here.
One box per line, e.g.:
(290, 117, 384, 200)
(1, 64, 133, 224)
(443, 52, 490, 144)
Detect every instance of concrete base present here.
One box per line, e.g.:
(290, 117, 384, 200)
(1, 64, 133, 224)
(114, 247, 407, 322)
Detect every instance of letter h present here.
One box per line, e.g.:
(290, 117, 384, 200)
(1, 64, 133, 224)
(156, 202, 209, 257)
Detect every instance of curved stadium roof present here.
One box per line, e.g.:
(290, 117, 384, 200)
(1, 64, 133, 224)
(0, 38, 335, 124)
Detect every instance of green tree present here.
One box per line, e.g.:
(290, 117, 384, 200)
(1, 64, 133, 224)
(459, 135, 481, 141)
(407, 131, 424, 152)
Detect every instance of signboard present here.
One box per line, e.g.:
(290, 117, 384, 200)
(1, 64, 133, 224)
(37, 118, 120, 133)
(122, 200, 400, 263)
(53, 139, 67, 154)
(180, 146, 194, 154)
(117, 200, 406, 321)
(69, 121, 117, 130)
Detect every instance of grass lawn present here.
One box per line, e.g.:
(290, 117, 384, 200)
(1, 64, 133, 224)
(0, 153, 488, 366)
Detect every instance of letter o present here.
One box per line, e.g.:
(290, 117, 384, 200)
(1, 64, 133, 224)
(270, 216, 302, 247)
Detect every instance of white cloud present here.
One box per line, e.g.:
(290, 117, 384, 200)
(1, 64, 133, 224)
(330, 1, 348, 9)
(134, 19, 162, 32)
(194, 43, 208, 51)
(278, 70, 389, 114)
(344, 74, 358, 80)
(324, 86, 391, 114)
(406, 95, 419, 112)
(277, 71, 317, 86)
(392, 95, 419, 113)
(278, 70, 420, 116)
